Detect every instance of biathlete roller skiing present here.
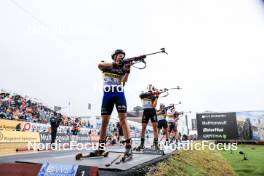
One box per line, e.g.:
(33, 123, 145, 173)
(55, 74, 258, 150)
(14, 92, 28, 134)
(166, 104, 184, 145)
(76, 48, 168, 163)
(135, 85, 181, 152)
(157, 103, 169, 146)
(156, 89, 181, 147)
(135, 84, 160, 151)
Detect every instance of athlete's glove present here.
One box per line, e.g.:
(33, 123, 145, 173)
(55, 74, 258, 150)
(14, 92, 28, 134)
(124, 63, 131, 74)
(152, 91, 160, 99)
(112, 62, 123, 68)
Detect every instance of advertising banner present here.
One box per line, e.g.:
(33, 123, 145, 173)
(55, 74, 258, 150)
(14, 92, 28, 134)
(196, 112, 238, 140)
(236, 111, 264, 141)
(196, 111, 264, 141)
(0, 130, 40, 142)
(39, 132, 90, 143)
(38, 163, 78, 176)
(0, 119, 20, 131)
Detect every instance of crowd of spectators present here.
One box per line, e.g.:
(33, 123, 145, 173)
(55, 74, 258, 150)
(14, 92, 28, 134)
(0, 91, 86, 128)
(0, 90, 145, 138)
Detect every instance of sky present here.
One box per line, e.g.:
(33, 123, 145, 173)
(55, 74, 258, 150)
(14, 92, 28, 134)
(1, 0, 264, 117)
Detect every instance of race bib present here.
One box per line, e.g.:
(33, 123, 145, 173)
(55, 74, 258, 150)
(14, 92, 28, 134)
(167, 117, 175, 123)
(142, 99, 153, 109)
(104, 77, 120, 86)
(158, 114, 166, 121)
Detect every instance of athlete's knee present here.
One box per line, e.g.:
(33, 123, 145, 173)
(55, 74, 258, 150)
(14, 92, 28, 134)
(119, 115, 127, 126)
(142, 123, 147, 129)
(153, 128, 158, 134)
(119, 112, 126, 119)
(101, 115, 110, 128)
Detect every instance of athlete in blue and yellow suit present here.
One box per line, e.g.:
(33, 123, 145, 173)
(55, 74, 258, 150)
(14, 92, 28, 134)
(91, 49, 132, 157)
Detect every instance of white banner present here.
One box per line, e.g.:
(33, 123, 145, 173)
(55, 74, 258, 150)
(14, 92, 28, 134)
(20, 122, 89, 134)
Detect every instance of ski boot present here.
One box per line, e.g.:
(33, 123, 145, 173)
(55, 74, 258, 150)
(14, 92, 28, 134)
(76, 139, 108, 160)
(165, 139, 170, 146)
(89, 150, 109, 157)
(134, 144, 145, 151)
(151, 138, 160, 150)
(169, 137, 176, 144)
(134, 138, 145, 151)
(122, 139, 133, 161)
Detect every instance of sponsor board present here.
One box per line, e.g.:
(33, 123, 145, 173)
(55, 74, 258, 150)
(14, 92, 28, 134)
(0, 119, 20, 130)
(0, 130, 40, 142)
(38, 163, 78, 176)
(39, 132, 90, 143)
(196, 112, 238, 140)
(0, 119, 89, 135)
(236, 111, 264, 141)
(196, 111, 264, 141)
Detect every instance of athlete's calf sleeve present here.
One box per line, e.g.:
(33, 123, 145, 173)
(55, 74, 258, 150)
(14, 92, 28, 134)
(140, 138, 145, 145)
(125, 138, 131, 143)
(153, 138, 158, 145)
(125, 138, 132, 148)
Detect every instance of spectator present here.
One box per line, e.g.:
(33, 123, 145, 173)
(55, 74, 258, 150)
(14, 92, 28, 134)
(0, 90, 73, 127)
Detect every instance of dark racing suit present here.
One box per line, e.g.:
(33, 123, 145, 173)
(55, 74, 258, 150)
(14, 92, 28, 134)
(101, 66, 128, 115)
(138, 91, 159, 149)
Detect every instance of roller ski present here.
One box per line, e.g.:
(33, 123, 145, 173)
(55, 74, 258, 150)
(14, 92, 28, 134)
(133, 138, 145, 151)
(115, 154, 133, 165)
(169, 136, 176, 145)
(116, 144, 133, 165)
(76, 139, 109, 160)
(75, 150, 109, 160)
(133, 144, 145, 151)
(105, 154, 122, 167)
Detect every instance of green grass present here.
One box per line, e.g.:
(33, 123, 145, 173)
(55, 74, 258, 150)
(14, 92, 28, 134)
(220, 144, 264, 176)
(148, 143, 236, 176)
(148, 143, 264, 176)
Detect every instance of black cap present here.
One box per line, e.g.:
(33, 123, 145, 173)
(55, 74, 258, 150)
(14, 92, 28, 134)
(111, 49, 125, 60)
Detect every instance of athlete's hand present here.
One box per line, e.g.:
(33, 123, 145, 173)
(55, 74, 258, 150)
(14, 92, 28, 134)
(125, 62, 132, 68)
(164, 88, 169, 92)
(124, 63, 132, 74)
(112, 61, 123, 68)
(153, 91, 160, 98)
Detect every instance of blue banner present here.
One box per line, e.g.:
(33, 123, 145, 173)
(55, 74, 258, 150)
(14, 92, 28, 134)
(38, 163, 78, 176)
